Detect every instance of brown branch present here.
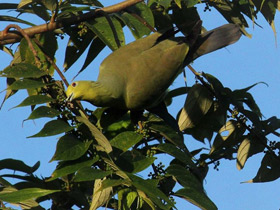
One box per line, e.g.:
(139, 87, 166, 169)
(0, 0, 143, 45)
(4, 24, 41, 66)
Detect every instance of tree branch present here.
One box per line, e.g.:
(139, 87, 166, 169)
(0, 0, 143, 45)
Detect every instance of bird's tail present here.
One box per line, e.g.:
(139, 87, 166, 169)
(184, 23, 242, 65)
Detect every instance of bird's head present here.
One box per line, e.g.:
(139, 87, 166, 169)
(66, 81, 88, 102)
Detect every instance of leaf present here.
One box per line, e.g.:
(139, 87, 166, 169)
(12, 95, 54, 109)
(76, 116, 112, 153)
(50, 134, 93, 161)
(90, 178, 112, 210)
(244, 151, 280, 183)
(175, 188, 217, 210)
(7, 79, 52, 90)
(120, 12, 152, 39)
(0, 78, 17, 109)
(131, 157, 156, 173)
(110, 131, 143, 152)
(148, 118, 185, 149)
(167, 164, 217, 210)
(40, 0, 57, 11)
(0, 63, 48, 78)
(127, 2, 154, 29)
(116, 150, 155, 173)
(210, 0, 251, 37)
(18, 0, 32, 9)
(178, 84, 213, 131)
(127, 174, 174, 210)
(156, 144, 195, 168)
(25, 106, 61, 120)
(0, 188, 59, 203)
(0, 3, 18, 10)
(0, 159, 39, 174)
(86, 16, 125, 51)
(47, 157, 98, 181)
(252, 0, 278, 36)
(27, 120, 74, 138)
(63, 30, 95, 71)
(73, 167, 112, 182)
(210, 120, 246, 154)
(172, 4, 200, 36)
(236, 136, 265, 170)
(78, 35, 106, 73)
(0, 15, 34, 26)
(118, 189, 138, 210)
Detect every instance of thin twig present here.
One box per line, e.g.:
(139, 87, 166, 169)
(3, 24, 41, 67)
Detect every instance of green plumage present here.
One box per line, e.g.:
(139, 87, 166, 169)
(66, 23, 241, 111)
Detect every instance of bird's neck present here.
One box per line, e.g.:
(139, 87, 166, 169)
(83, 81, 117, 107)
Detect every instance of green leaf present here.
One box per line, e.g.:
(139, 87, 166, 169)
(0, 188, 59, 203)
(172, 4, 200, 36)
(252, 0, 278, 36)
(40, 0, 57, 11)
(1, 78, 17, 109)
(244, 151, 280, 183)
(27, 120, 73, 138)
(175, 188, 217, 210)
(131, 157, 156, 173)
(7, 79, 52, 90)
(127, 2, 154, 29)
(210, 120, 246, 154)
(156, 144, 195, 168)
(64, 31, 95, 71)
(166, 164, 203, 189)
(118, 189, 138, 210)
(127, 174, 174, 210)
(101, 179, 128, 190)
(148, 118, 185, 149)
(76, 116, 112, 153)
(47, 157, 98, 181)
(236, 136, 265, 170)
(50, 134, 93, 161)
(18, 0, 32, 8)
(0, 3, 18, 10)
(167, 164, 217, 210)
(120, 12, 151, 39)
(91, 178, 112, 210)
(117, 150, 155, 173)
(110, 131, 143, 152)
(0, 15, 34, 26)
(65, 0, 103, 7)
(0, 159, 39, 174)
(178, 84, 213, 131)
(211, 0, 251, 37)
(25, 106, 61, 120)
(12, 95, 54, 109)
(86, 16, 125, 51)
(0, 63, 48, 78)
(77, 35, 106, 74)
(73, 167, 112, 182)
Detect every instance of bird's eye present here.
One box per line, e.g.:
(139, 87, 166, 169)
(72, 82, 77, 87)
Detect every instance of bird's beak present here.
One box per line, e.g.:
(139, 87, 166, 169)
(66, 92, 74, 102)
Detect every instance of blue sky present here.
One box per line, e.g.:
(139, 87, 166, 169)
(0, 1, 280, 209)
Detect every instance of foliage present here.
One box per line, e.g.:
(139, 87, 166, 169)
(0, 0, 280, 209)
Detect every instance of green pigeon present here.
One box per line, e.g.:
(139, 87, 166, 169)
(66, 22, 241, 127)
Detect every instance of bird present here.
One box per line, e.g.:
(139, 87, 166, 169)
(66, 21, 241, 129)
